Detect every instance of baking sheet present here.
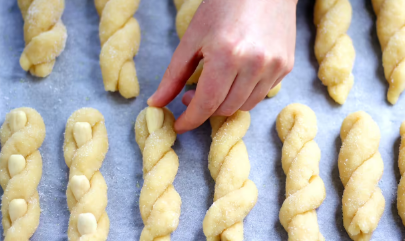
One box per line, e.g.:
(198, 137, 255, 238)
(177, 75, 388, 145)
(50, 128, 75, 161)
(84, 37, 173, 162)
(1, 0, 404, 240)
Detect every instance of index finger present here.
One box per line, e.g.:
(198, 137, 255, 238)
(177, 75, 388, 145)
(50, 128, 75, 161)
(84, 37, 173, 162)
(174, 59, 237, 133)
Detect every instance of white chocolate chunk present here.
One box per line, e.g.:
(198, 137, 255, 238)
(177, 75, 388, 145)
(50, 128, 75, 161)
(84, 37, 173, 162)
(78, 213, 97, 236)
(8, 154, 26, 177)
(146, 107, 164, 133)
(8, 111, 27, 133)
(9, 199, 28, 223)
(71, 175, 90, 200)
(73, 122, 92, 148)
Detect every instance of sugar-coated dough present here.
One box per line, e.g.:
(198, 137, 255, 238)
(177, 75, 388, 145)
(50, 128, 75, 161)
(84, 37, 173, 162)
(397, 122, 405, 226)
(135, 107, 181, 241)
(267, 83, 282, 98)
(276, 103, 325, 241)
(203, 111, 258, 240)
(95, 0, 141, 99)
(0, 108, 46, 240)
(17, 0, 67, 77)
(372, 0, 405, 104)
(314, 0, 355, 104)
(338, 111, 385, 241)
(63, 108, 110, 241)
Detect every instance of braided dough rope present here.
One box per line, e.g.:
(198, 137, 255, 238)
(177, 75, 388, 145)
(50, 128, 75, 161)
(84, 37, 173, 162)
(135, 107, 181, 241)
(276, 103, 325, 241)
(0, 108, 45, 240)
(398, 122, 405, 226)
(63, 108, 110, 241)
(175, 0, 282, 98)
(314, 0, 355, 104)
(338, 111, 385, 241)
(372, 0, 405, 104)
(203, 111, 258, 241)
(95, 0, 141, 99)
(17, 0, 67, 77)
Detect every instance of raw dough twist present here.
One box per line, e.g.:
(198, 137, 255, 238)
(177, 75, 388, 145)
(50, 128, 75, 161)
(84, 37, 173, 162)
(0, 108, 45, 240)
(17, 0, 67, 77)
(276, 103, 325, 241)
(203, 111, 258, 241)
(314, 0, 355, 104)
(398, 122, 405, 226)
(95, 0, 141, 99)
(175, 0, 282, 98)
(338, 111, 385, 241)
(372, 0, 405, 104)
(63, 108, 110, 240)
(135, 107, 181, 241)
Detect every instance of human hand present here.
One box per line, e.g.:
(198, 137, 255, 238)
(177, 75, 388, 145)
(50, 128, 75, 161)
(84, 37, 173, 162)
(148, 0, 297, 133)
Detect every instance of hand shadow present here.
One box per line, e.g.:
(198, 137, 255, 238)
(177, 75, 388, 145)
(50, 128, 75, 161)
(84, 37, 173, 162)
(332, 136, 350, 240)
(391, 137, 405, 238)
(269, 122, 288, 240)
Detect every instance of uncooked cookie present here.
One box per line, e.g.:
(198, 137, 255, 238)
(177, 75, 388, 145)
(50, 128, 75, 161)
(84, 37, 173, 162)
(338, 111, 385, 240)
(135, 107, 181, 240)
(372, 0, 405, 104)
(203, 111, 258, 240)
(267, 83, 282, 98)
(276, 103, 325, 241)
(314, 0, 355, 104)
(18, 0, 67, 77)
(95, 0, 141, 99)
(0, 107, 46, 240)
(63, 108, 110, 240)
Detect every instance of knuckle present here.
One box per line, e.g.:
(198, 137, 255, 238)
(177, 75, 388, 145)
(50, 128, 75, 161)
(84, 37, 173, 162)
(285, 58, 295, 74)
(218, 106, 236, 117)
(248, 50, 267, 72)
(200, 98, 218, 113)
(273, 55, 288, 72)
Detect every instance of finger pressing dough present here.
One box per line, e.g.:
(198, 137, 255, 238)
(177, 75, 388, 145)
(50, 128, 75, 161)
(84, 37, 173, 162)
(135, 107, 181, 240)
(338, 111, 385, 240)
(203, 111, 258, 240)
(63, 108, 110, 240)
(397, 122, 405, 225)
(314, 0, 355, 104)
(0, 108, 45, 240)
(372, 0, 405, 104)
(276, 103, 326, 241)
(17, 0, 67, 77)
(175, 0, 282, 98)
(95, 0, 141, 99)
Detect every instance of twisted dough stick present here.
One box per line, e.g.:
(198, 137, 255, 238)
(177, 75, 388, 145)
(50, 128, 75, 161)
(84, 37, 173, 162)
(203, 111, 258, 241)
(398, 122, 405, 226)
(0, 108, 45, 240)
(63, 108, 109, 240)
(314, 0, 355, 104)
(17, 0, 67, 77)
(372, 0, 405, 104)
(95, 0, 141, 99)
(135, 107, 181, 241)
(175, 0, 282, 98)
(276, 103, 325, 241)
(338, 111, 385, 240)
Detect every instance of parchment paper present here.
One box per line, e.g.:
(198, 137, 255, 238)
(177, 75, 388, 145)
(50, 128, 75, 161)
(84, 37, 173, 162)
(0, 0, 404, 240)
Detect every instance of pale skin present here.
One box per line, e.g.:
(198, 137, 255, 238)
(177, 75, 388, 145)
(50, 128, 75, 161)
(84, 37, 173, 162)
(148, 0, 298, 133)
